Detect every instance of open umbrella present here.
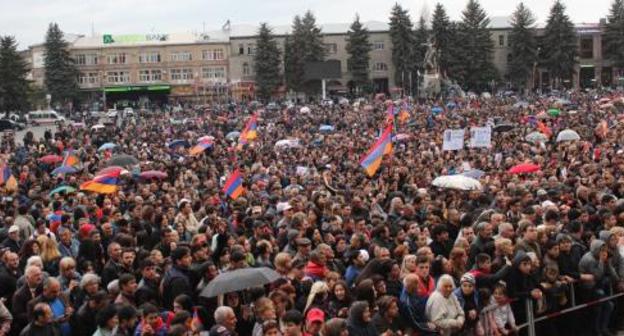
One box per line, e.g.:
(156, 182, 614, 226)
(91, 124, 105, 131)
(39, 155, 64, 164)
(461, 169, 485, 179)
(300, 106, 311, 114)
(432, 106, 444, 114)
(51, 166, 78, 175)
(508, 163, 541, 174)
(319, 125, 335, 132)
(97, 166, 128, 176)
(536, 111, 550, 119)
(226, 131, 241, 140)
(548, 108, 561, 117)
(556, 129, 580, 142)
(48, 185, 76, 196)
(98, 143, 117, 151)
(140, 170, 168, 180)
(432, 175, 482, 191)
(493, 123, 514, 132)
(107, 154, 139, 167)
(275, 139, 301, 149)
(168, 139, 191, 149)
(200, 267, 282, 298)
(393, 133, 411, 142)
(513, 101, 529, 108)
(197, 135, 215, 143)
(525, 132, 548, 143)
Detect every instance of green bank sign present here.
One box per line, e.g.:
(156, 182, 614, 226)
(103, 33, 168, 44)
(104, 85, 170, 93)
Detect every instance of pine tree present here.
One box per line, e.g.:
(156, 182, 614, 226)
(508, 2, 538, 90)
(389, 3, 415, 89)
(346, 15, 372, 94)
(284, 12, 325, 94)
(431, 3, 454, 77)
(0, 36, 31, 113)
(456, 0, 497, 90)
(254, 23, 282, 101)
(541, 1, 578, 88)
(604, 0, 624, 68)
(44, 23, 79, 108)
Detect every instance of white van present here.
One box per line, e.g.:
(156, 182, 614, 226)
(27, 110, 66, 125)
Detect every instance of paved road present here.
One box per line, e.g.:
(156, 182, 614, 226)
(13, 124, 58, 145)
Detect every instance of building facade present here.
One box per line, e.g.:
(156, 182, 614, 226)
(23, 18, 621, 107)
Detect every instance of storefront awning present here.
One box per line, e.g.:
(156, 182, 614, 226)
(104, 85, 171, 93)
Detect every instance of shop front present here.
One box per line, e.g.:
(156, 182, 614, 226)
(104, 85, 170, 109)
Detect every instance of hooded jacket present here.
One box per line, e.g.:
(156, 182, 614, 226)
(578, 239, 618, 289)
(346, 301, 377, 336)
(425, 288, 465, 336)
(599, 230, 624, 280)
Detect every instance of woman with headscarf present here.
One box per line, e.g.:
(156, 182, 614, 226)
(346, 301, 377, 336)
(425, 274, 465, 336)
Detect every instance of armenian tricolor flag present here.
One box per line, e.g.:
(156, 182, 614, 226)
(62, 151, 80, 167)
(0, 165, 17, 190)
(240, 114, 258, 142)
(189, 139, 213, 156)
(222, 169, 244, 200)
(79, 174, 119, 194)
(360, 125, 393, 177)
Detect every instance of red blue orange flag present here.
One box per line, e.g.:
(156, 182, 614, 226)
(222, 169, 244, 200)
(190, 139, 213, 156)
(79, 174, 119, 194)
(240, 114, 258, 142)
(0, 165, 17, 190)
(62, 151, 80, 167)
(360, 125, 393, 177)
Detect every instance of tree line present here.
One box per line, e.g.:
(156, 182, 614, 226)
(2, 0, 624, 110)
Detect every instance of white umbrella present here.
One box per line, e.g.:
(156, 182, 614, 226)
(91, 124, 105, 130)
(556, 129, 580, 142)
(275, 139, 301, 149)
(432, 175, 482, 191)
(525, 132, 548, 143)
(300, 106, 311, 114)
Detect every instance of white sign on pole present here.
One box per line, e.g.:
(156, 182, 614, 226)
(469, 126, 492, 148)
(442, 129, 465, 151)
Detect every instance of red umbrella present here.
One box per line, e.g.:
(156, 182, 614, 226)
(38, 155, 63, 164)
(97, 166, 127, 177)
(140, 170, 168, 180)
(508, 163, 541, 174)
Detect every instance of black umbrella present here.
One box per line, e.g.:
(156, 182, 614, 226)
(199, 267, 282, 298)
(107, 154, 139, 167)
(493, 123, 514, 132)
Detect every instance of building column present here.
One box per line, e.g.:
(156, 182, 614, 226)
(595, 66, 603, 87)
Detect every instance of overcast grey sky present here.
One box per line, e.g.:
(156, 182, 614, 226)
(0, 0, 613, 48)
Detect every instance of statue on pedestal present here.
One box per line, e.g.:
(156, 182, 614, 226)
(420, 39, 442, 98)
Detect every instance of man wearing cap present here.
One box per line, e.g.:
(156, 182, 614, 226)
(293, 238, 312, 265)
(1, 226, 21, 253)
(276, 202, 294, 229)
(304, 308, 325, 336)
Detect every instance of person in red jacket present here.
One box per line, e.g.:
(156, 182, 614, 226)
(304, 250, 328, 281)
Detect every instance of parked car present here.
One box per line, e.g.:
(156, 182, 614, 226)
(27, 110, 66, 125)
(106, 109, 119, 118)
(0, 119, 25, 131)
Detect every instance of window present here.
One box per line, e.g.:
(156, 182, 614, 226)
(238, 44, 244, 55)
(107, 53, 127, 64)
(506, 53, 512, 64)
(242, 63, 251, 76)
(106, 71, 130, 84)
(499, 35, 505, 47)
(170, 68, 193, 81)
(139, 52, 161, 63)
(247, 44, 256, 55)
(78, 72, 98, 85)
(139, 69, 162, 82)
(202, 66, 226, 80)
(373, 62, 388, 72)
(75, 54, 98, 65)
(171, 52, 192, 62)
(202, 49, 225, 60)
(580, 38, 594, 59)
(373, 41, 385, 50)
(325, 43, 338, 55)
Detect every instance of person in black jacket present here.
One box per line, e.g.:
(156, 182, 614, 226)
(135, 259, 160, 307)
(504, 252, 543, 327)
(70, 290, 107, 336)
(100, 242, 122, 287)
(161, 246, 194, 310)
(346, 300, 378, 336)
(11, 265, 43, 336)
(20, 302, 61, 336)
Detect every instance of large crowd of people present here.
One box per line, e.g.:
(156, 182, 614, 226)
(0, 91, 623, 336)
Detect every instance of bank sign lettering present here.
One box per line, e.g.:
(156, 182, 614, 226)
(103, 33, 168, 44)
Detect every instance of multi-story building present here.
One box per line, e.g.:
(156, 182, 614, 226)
(22, 18, 622, 106)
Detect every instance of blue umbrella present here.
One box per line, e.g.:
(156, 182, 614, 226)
(432, 106, 444, 114)
(51, 166, 78, 175)
(226, 131, 241, 140)
(446, 102, 457, 109)
(462, 169, 485, 179)
(319, 125, 335, 132)
(98, 143, 117, 151)
(168, 139, 190, 149)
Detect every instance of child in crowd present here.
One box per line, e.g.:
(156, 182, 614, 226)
(491, 283, 517, 336)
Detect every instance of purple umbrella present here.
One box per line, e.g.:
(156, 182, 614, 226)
(139, 170, 168, 180)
